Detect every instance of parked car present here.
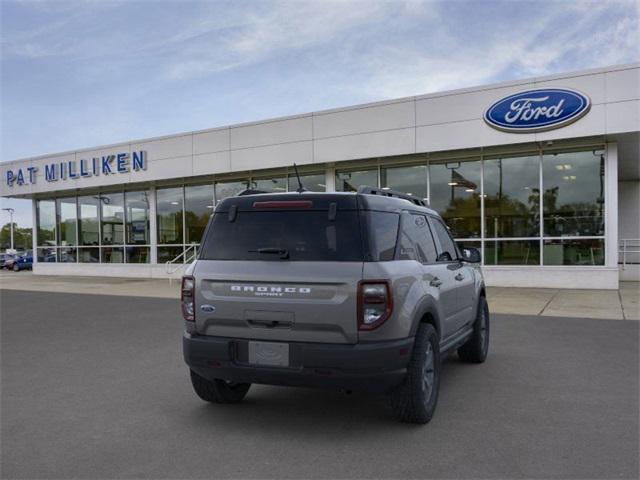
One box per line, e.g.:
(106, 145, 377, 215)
(181, 186, 489, 424)
(2, 254, 17, 270)
(12, 252, 33, 271)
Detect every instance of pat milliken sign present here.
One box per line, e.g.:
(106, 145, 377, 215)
(484, 88, 591, 133)
(5, 151, 147, 187)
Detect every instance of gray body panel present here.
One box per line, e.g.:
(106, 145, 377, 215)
(193, 260, 363, 344)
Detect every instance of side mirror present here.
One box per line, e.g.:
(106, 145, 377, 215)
(461, 247, 481, 263)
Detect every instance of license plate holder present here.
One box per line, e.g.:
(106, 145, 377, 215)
(248, 341, 290, 367)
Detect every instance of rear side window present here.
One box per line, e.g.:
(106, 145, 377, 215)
(364, 211, 399, 261)
(200, 210, 363, 261)
(398, 213, 438, 263)
(430, 217, 458, 262)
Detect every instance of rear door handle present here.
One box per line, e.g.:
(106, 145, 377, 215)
(429, 277, 442, 287)
(455, 273, 465, 281)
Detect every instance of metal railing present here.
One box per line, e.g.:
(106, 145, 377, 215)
(619, 238, 640, 269)
(166, 244, 199, 280)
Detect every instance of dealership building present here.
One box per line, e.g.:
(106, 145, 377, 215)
(1, 63, 638, 288)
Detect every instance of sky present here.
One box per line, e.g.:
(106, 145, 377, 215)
(1, 0, 639, 228)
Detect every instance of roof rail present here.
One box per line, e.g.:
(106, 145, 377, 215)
(236, 189, 269, 196)
(357, 186, 428, 207)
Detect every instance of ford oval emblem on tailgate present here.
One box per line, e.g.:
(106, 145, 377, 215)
(200, 304, 216, 313)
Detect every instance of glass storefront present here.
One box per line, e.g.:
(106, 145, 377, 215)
(125, 191, 150, 246)
(185, 184, 214, 245)
(32, 146, 606, 267)
(335, 169, 378, 192)
(56, 197, 77, 247)
(542, 150, 605, 237)
(288, 173, 325, 192)
(484, 155, 540, 238)
(252, 176, 287, 193)
(334, 147, 606, 265)
(429, 159, 481, 239)
(381, 165, 428, 200)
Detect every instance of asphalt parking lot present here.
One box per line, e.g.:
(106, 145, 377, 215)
(1, 289, 638, 479)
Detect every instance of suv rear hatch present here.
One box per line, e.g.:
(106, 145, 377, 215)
(193, 194, 363, 344)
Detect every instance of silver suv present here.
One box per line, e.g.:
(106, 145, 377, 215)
(182, 187, 489, 424)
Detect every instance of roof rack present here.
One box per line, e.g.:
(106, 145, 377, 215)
(357, 186, 428, 207)
(236, 189, 269, 196)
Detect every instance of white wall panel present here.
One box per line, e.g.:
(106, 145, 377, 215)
(131, 134, 192, 161)
(193, 151, 231, 176)
(231, 141, 313, 171)
(314, 128, 415, 163)
(535, 104, 606, 141)
(416, 119, 535, 152)
(534, 72, 606, 105)
(132, 156, 193, 182)
(193, 128, 230, 154)
(416, 85, 532, 126)
(482, 266, 619, 289)
(314, 101, 414, 139)
(606, 68, 640, 103)
(606, 100, 640, 134)
(230, 116, 312, 150)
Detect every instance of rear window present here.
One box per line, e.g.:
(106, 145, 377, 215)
(200, 210, 363, 261)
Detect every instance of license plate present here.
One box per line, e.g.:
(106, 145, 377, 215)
(248, 341, 289, 367)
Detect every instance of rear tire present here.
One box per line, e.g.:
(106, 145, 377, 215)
(387, 323, 440, 424)
(458, 295, 489, 363)
(189, 370, 251, 404)
(12, 264, 19, 272)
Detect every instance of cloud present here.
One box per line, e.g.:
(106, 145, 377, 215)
(351, 0, 639, 100)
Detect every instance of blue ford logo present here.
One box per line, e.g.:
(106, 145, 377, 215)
(484, 88, 590, 133)
(200, 304, 216, 313)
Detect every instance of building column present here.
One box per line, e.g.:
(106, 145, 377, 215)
(149, 186, 158, 264)
(31, 198, 37, 265)
(605, 142, 618, 272)
(325, 164, 336, 192)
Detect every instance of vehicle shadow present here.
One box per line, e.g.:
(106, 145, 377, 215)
(182, 354, 468, 435)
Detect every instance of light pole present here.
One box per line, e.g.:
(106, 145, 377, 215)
(2, 207, 15, 251)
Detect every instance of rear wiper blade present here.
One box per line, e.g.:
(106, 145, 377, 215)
(249, 247, 290, 259)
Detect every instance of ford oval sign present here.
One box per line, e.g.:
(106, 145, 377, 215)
(484, 88, 591, 133)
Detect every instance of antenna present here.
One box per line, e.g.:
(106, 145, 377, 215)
(292, 163, 306, 193)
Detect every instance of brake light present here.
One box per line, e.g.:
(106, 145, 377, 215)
(181, 276, 195, 322)
(253, 200, 313, 209)
(358, 280, 393, 330)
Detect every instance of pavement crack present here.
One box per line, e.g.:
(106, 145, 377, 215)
(538, 289, 561, 316)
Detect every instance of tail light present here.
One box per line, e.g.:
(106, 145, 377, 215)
(358, 280, 393, 330)
(181, 276, 195, 322)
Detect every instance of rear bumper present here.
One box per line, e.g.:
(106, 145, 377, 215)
(183, 333, 414, 393)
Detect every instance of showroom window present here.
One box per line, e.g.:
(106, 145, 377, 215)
(156, 186, 184, 264)
(56, 197, 77, 263)
(542, 150, 605, 238)
(214, 180, 249, 205)
(125, 190, 151, 264)
(429, 159, 481, 239)
(381, 164, 428, 201)
(288, 172, 325, 192)
(185, 184, 214, 245)
(542, 149, 605, 265)
(100, 192, 124, 263)
(335, 169, 378, 192)
(77, 195, 100, 263)
(252, 176, 287, 193)
(36, 199, 57, 262)
(484, 155, 540, 238)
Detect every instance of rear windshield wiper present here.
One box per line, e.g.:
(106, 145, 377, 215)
(249, 247, 290, 259)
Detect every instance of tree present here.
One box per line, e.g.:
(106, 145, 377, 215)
(0, 223, 32, 251)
